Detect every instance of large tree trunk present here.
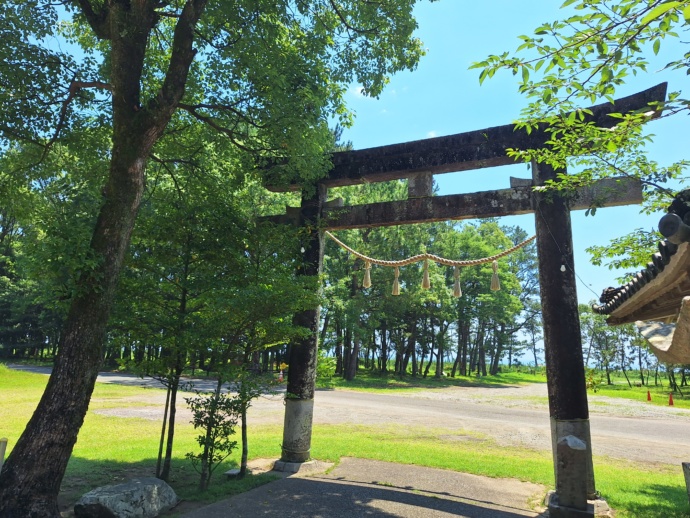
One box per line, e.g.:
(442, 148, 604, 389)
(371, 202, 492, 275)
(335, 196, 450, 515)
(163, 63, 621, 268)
(0, 98, 158, 510)
(0, 155, 146, 516)
(0, 1, 206, 513)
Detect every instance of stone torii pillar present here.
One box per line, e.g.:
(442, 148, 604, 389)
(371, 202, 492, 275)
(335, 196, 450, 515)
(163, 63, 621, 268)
(532, 161, 598, 518)
(280, 186, 326, 464)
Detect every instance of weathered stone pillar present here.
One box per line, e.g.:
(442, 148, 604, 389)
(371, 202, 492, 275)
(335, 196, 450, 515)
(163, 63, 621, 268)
(281, 185, 325, 463)
(532, 161, 597, 517)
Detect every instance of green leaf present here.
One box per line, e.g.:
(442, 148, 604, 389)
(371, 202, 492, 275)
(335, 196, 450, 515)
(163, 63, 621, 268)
(640, 1, 681, 26)
(684, 4, 690, 22)
(601, 66, 612, 82)
(653, 38, 661, 55)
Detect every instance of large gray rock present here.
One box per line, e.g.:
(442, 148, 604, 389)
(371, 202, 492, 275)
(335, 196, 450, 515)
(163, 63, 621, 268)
(74, 477, 177, 518)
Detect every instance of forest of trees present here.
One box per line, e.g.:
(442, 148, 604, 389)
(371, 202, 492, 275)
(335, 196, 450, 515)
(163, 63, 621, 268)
(0, 167, 542, 378)
(4, 170, 686, 389)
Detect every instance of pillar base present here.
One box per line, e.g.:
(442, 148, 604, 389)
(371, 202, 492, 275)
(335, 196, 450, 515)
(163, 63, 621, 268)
(273, 459, 328, 475)
(551, 418, 596, 499)
(281, 398, 314, 462)
(546, 491, 611, 518)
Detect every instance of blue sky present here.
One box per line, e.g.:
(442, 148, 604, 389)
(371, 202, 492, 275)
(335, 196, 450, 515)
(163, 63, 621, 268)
(339, 0, 689, 304)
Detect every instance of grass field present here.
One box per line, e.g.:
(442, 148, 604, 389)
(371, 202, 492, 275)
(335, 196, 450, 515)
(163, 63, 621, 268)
(592, 379, 690, 408)
(1, 364, 689, 517)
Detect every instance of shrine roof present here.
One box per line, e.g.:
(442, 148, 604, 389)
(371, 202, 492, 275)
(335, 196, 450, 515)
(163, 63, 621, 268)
(593, 190, 690, 325)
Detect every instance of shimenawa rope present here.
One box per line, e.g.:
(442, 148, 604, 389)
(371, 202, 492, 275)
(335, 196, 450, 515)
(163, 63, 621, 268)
(324, 231, 536, 296)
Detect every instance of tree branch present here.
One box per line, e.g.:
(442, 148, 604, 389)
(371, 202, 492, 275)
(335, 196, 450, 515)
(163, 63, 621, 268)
(151, 0, 208, 120)
(328, 0, 380, 35)
(178, 102, 265, 129)
(46, 79, 112, 153)
(72, 0, 110, 39)
(177, 103, 258, 153)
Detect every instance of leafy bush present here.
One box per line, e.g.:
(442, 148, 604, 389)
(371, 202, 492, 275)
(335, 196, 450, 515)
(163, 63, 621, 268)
(185, 391, 239, 491)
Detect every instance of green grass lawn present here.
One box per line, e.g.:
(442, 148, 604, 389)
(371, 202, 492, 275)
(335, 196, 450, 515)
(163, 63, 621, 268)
(1, 364, 689, 517)
(316, 368, 548, 392)
(592, 379, 690, 408)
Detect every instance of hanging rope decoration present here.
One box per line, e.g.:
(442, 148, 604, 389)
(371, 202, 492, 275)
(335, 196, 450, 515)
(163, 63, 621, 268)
(491, 260, 500, 291)
(363, 261, 372, 288)
(325, 231, 536, 297)
(392, 266, 400, 296)
(453, 265, 462, 298)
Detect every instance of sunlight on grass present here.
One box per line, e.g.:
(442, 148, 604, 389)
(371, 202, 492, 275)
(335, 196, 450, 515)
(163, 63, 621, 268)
(318, 369, 548, 393)
(592, 383, 690, 409)
(587, 371, 689, 408)
(311, 424, 554, 484)
(596, 462, 690, 518)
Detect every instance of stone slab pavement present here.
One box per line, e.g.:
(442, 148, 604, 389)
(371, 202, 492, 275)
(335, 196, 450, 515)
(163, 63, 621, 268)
(180, 457, 547, 518)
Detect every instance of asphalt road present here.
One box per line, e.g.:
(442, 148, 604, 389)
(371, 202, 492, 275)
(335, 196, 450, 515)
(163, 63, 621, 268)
(9, 364, 690, 466)
(305, 388, 690, 465)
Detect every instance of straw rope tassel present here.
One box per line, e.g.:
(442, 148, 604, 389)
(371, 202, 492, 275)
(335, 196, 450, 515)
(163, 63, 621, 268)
(490, 260, 500, 291)
(392, 267, 400, 296)
(422, 259, 430, 290)
(453, 266, 462, 298)
(363, 261, 372, 288)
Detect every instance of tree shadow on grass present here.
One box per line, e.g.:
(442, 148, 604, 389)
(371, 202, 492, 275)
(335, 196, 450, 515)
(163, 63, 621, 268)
(60, 456, 276, 516)
(607, 483, 690, 518)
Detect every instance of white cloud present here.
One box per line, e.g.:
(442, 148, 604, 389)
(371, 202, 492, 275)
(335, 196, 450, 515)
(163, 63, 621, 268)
(427, 130, 438, 138)
(348, 85, 367, 98)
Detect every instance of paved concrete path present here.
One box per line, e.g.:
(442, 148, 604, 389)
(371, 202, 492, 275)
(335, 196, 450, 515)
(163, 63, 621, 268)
(181, 458, 547, 518)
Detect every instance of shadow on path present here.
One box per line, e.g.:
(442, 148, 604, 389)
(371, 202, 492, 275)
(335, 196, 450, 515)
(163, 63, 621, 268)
(181, 458, 547, 518)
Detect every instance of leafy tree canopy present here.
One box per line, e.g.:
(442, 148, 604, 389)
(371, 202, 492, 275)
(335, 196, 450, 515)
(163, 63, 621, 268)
(471, 0, 690, 272)
(1, 0, 432, 186)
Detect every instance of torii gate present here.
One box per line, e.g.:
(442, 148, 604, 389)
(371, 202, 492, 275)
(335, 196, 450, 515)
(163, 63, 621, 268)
(267, 83, 666, 518)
